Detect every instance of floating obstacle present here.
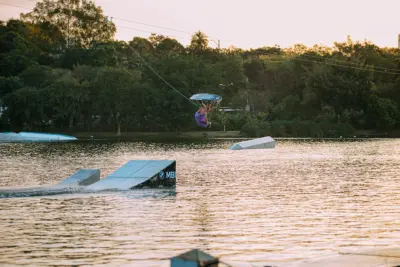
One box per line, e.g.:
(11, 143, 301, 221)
(170, 249, 220, 267)
(0, 169, 100, 198)
(87, 160, 176, 191)
(0, 132, 77, 143)
(0, 160, 176, 198)
(229, 136, 276, 150)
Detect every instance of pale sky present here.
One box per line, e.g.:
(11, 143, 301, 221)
(1, 0, 399, 49)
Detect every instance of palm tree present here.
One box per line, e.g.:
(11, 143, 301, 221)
(190, 31, 209, 51)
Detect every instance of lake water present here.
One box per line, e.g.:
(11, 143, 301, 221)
(0, 139, 399, 266)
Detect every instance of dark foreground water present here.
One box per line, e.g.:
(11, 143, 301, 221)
(0, 139, 399, 267)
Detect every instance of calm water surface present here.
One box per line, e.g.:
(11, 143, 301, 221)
(0, 139, 399, 266)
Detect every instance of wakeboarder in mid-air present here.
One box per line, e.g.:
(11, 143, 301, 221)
(190, 93, 222, 129)
(195, 102, 213, 128)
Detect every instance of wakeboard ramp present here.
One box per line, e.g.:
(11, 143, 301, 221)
(230, 136, 276, 150)
(0, 160, 176, 198)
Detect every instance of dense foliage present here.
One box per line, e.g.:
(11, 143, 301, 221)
(0, 0, 399, 137)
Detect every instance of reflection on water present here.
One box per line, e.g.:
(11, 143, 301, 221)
(0, 139, 399, 266)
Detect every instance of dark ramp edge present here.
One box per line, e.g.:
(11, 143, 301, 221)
(87, 160, 176, 191)
(56, 169, 100, 187)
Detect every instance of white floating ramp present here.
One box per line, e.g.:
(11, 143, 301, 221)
(0, 169, 100, 198)
(87, 160, 176, 191)
(0, 132, 77, 143)
(229, 136, 276, 150)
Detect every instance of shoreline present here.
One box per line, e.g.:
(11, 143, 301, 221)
(2, 130, 400, 141)
(67, 130, 400, 140)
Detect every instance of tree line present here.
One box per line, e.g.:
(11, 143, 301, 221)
(0, 0, 399, 137)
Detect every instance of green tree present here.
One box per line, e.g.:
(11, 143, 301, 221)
(46, 71, 88, 130)
(2, 87, 46, 131)
(366, 95, 399, 130)
(0, 76, 24, 97)
(156, 38, 185, 54)
(21, 0, 116, 48)
(148, 33, 166, 47)
(305, 60, 373, 120)
(94, 67, 142, 135)
(18, 65, 54, 88)
(71, 65, 99, 131)
(0, 52, 36, 77)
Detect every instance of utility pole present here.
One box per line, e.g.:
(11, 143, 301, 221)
(398, 34, 400, 56)
(211, 39, 220, 49)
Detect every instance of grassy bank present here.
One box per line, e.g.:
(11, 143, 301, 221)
(63, 129, 400, 140)
(69, 131, 244, 140)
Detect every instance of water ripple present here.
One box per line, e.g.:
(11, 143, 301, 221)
(0, 139, 399, 266)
